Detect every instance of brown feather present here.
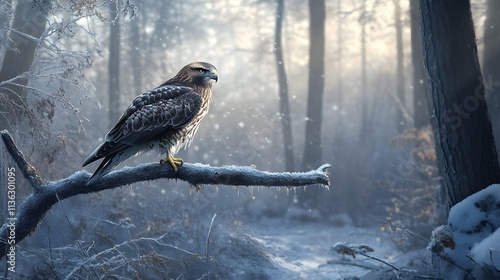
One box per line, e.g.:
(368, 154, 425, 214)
(82, 62, 218, 183)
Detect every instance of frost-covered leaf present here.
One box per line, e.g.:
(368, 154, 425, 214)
(331, 242, 374, 259)
(428, 225, 455, 254)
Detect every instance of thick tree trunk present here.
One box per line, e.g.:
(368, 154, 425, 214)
(274, 0, 294, 172)
(482, 0, 500, 158)
(410, 0, 430, 129)
(419, 0, 500, 208)
(0, 0, 50, 131)
(303, 0, 325, 170)
(394, 0, 406, 131)
(108, 1, 121, 124)
(299, 0, 325, 209)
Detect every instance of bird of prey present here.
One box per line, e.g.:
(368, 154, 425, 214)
(82, 62, 218, 184)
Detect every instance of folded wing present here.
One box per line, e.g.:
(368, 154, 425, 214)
(82, 85, 202, 167)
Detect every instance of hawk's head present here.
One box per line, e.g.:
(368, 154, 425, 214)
(178, 62, 218, 87)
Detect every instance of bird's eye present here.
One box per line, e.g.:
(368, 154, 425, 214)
(197, 68, 206, 74)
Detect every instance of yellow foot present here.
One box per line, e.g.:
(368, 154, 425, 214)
(160, 155, 183, 172)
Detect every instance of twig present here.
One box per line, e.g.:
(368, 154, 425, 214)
(206, 213, 217, 278)
(358, 252, 399, 271)
(47, 225, 59, 280)
(65, 233, 198, 279)
(332, 242, 399, 271)
(56, 194, 100, 279)
(327, 259, 381, 270)
(16, 246, 60, 280)
(491, 249, 500, 272)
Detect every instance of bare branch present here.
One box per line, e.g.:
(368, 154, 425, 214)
(0, 130, 331, 259)
(0, 130, 44, 189)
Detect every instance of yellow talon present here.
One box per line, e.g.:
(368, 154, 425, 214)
(160, 154, 183, 172)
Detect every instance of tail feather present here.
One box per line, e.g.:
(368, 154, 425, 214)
(86, 152, 127, 185)
(85, 146, 140, 185)
(86, 156, 113, 184)
(82, 141, 107, 167)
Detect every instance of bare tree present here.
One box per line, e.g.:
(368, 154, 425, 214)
(303, 0, 326, 170)
(410, 0, 430, 129)
(108, 1, 121, 124)
(394, 0, 406, 131)
(419, 0, 500, 208)
(0, 1, 128, 139)
(0, 0, 50, 130)
(274, 0, 294, 172)
(358, 0, 375, 139)
(129, 16, 142, 94)
(483, 0, 500, 157)
(147, 1, 171, 73)
(299, 0, 326, 209)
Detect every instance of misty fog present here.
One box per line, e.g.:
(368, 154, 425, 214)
(1, 0, 497, 279)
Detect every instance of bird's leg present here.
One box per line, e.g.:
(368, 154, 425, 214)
(160, 153, 183, 172)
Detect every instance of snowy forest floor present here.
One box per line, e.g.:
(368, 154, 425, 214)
(215, 218, 441, 279)
(7, 181, 444, 279)
(9, 207, 442, 279)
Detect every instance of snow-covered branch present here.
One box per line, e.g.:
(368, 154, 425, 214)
(0, 130, 330, 259)
(0, 129, 44, 189)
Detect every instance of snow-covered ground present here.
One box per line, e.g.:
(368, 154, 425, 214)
(13, 184, 498, 279)
(217, 217, 440, 279)
(8, 195, 441, 279)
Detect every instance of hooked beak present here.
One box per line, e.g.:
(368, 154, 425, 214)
(209, 71, 218, 83)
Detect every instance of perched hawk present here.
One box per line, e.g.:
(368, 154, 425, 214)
(83, 62, 218, 184)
